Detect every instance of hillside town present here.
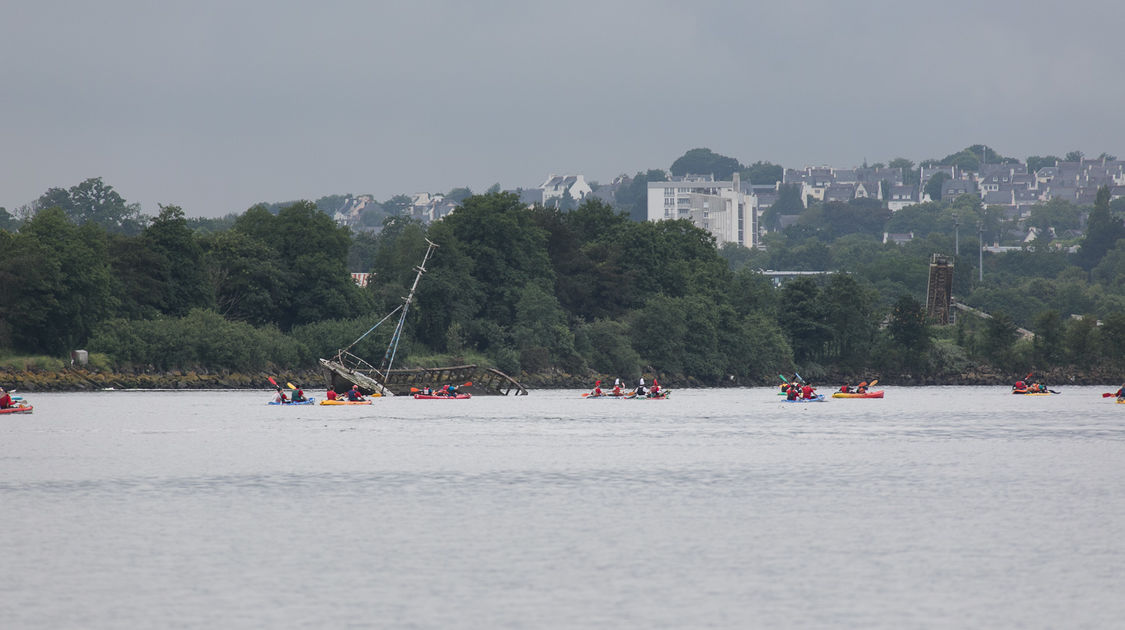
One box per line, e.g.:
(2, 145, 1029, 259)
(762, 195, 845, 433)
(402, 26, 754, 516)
(325, 155, 1125, 252)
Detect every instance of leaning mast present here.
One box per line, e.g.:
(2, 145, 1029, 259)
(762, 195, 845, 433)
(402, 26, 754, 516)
(380, 239, 438, 374)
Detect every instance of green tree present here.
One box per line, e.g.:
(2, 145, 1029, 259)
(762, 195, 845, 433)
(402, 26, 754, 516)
(888, 158, 918, 185)
(1096, 312, 1125, 370)
(445, 187, 473, 203)
(511, 282, 579, 372)
(0, 207, 116, 354)
(0, 207, 16, 231)
(575, 319, 641, 378)
(669, 148, 741, 180)
(778, 277, 830, 363)
(201, 230, 288, 326)
(821, 198, 891, 239)
(741, 161, 783, 185)
(821, 273, 877, 370)
(924, 172, 950, 202)
(383, 194, 413, 217)
(1031, 310, 1065, 366)
(1027, 198, 1082, 233)
(1065, 151, 1084, 162)
(232, 201, 369, 328)
(142, 205, 213, 316)
(1063, 316, 1098, 365)
(760, 184, 804, 232)
(437, 192, 555, 324)
(980, 311, 1020, 368)
(37, 177, 145, 234)
(1076, 186, 1124, 270)
(888, 294, 931, 363)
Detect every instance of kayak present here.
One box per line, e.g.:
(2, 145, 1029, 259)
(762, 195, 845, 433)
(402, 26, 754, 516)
(413, 394, 472, 399)
(635, 391, 670, 399)
(781, 394, 825, 403)
(1012, 389, 1055, 395)
(1117, 399, 1125, 404)
(831, 390, 884, 399)
(584, 393, 630, 398)
(319, 399, 373, 405)
(268, 399, 315, 405)
(1, 404, 34, 414)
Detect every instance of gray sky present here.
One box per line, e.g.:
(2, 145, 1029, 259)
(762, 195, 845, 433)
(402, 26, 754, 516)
(3, 0, 1122, 217)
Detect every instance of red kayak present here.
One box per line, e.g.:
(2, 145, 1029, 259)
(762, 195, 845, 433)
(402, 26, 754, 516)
(831, 390, 884, 399)
(413, 393, 472, 399)
(0, 404, 33, 414)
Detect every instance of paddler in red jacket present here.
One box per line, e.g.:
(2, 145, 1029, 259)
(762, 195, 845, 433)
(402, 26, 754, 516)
(801, 383, 815, 399)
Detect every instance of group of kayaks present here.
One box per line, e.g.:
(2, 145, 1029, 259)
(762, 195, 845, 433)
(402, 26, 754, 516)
(583, 391, 671, 399)
(269, 393, 474, 404)
(0, 392, 33, 414)
(265, 375, 476, 405)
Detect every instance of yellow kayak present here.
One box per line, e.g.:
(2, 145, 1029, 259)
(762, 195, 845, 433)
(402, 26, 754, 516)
(318, 399, 373, 406)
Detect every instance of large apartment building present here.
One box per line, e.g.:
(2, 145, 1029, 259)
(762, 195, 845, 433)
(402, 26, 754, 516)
(646, 173, 759, 248)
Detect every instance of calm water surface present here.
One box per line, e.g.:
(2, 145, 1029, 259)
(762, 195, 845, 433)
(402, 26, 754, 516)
(2, 387, 1124, 628)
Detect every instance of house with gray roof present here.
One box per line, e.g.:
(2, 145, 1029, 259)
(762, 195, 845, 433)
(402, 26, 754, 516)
(854, 181, 882, 200)
(887, 185, 918, 212)
(941, 179, 976, 201)
(824, 183, 857, 203)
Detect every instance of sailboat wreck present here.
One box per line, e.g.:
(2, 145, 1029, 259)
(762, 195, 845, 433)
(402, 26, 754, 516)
(319, 239, 528, 397)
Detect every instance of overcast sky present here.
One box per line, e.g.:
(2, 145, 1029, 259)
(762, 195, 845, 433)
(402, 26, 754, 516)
(3, 0, 1122, 217)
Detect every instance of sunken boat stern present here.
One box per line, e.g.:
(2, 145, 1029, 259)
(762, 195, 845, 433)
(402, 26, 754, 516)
(320, 353, 527, 397)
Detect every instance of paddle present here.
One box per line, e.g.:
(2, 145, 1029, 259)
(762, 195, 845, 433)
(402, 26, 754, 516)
(868, 379, 878, 388)
(794, 372, 806, 384)
(287, 382, 298, 390)
(1103, 392, 1118, 398)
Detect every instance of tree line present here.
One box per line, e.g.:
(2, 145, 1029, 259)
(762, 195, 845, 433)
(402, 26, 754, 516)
(3, 175, 1125, 384)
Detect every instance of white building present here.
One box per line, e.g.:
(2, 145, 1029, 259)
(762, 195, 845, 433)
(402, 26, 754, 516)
(647, 174, 759, 248)
(540, 174, 593, 207)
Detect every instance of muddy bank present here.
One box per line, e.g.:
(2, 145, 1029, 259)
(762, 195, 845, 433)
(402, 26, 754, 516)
(0, 368, 327, 393)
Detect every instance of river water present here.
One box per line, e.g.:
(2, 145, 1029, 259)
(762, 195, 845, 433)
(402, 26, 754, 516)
(2, 387, 1123, 629)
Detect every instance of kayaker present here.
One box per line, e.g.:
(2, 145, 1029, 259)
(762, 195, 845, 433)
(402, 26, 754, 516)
(1116, 384, 1125, 400)
(0, 388, 11, 409)
(1013, 380, 1026, 391)
(801, 383, 815, 399)
(273, 390, 288, 404)
(592, 380, 603, 397)
(636, 377, 646, 396)
(856, 382, 868, 394)
(612, 379, 623, 396)
(346, 385, 364, 401)
(786, 384, 799, 400)
(423, 385, 433, 396)
(649, 379, 661, 397)
(448, 384, 459, 396)
(326, 389, 338, 401)
(839, 383, 851, 393)
(292, 388, 307, 402)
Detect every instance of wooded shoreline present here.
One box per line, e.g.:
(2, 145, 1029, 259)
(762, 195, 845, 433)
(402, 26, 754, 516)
(2, 366, 1117, 393)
